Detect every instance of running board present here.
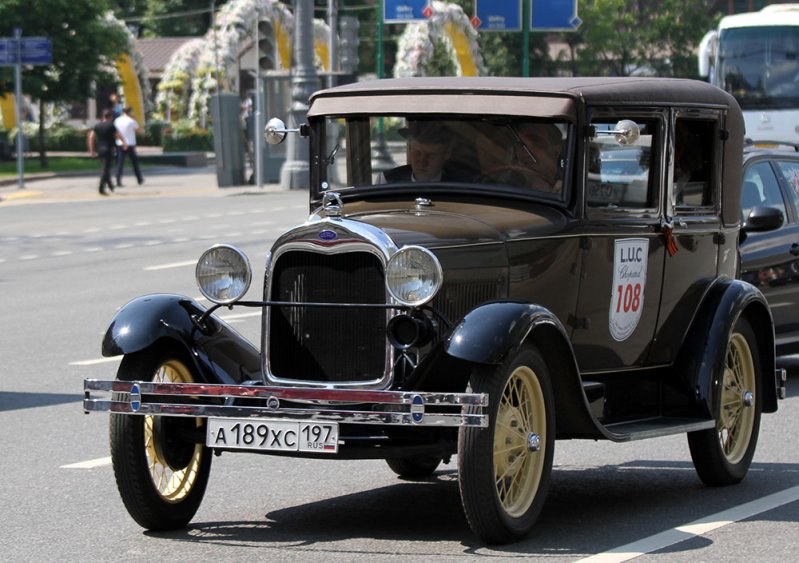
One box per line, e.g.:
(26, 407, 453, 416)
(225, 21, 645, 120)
(602, 417, 715, 442)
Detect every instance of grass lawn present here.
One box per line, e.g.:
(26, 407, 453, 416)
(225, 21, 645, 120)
(0, 156, 99, 177)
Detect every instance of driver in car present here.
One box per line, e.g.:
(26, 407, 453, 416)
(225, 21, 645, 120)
(377, 121, 461, 183)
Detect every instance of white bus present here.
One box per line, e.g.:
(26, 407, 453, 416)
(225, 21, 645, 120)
(699, 4, 799, 144)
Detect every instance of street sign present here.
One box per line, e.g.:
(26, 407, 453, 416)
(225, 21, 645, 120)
(0, 37, 52, 66)
(474, 0, 522, 32)
(531, 0, 582, 31)
(21, 37, 52, 64)
(0, 39, 15, 65)
(384, 0, 428, 23)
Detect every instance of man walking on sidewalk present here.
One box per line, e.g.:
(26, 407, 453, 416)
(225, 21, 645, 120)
(88, 109, 126, 195)
(114, 106, 145, 187)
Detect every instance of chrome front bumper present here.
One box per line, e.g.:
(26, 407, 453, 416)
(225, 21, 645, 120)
(83, 379, 489, 428)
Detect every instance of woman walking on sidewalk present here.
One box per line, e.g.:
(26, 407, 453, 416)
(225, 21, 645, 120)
(88, 110, 126, 195)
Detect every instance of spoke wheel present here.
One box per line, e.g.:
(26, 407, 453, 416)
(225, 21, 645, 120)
(110, 345, 212, 530)
(688, 317, 762, 486)
(459, 345, 554, 544)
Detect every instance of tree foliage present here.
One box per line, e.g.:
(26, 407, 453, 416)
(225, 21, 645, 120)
(0, 0, 128, 101)
(0, 0, 129, 166)
(572, 0, 721, 77)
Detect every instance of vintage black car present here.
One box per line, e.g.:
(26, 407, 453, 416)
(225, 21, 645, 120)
(84, 77, 786, 544)
(740, 143, 799, 357)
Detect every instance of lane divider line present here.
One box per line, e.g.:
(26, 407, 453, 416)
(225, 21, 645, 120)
(576, 484, 799, 562)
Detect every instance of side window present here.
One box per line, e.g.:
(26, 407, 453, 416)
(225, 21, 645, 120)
(742, 161, 786, 223)
(775, 159, 799, 208)
(587, 119, 657, 209)
(673, 119, 715, 209)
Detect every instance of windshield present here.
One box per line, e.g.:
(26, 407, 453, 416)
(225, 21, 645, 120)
(717, 26, 799, 109)
(315, 115, 570, 200)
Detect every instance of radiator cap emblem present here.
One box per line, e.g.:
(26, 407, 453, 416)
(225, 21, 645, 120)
(322, 191, 343, 217)
(318, 230, 337, 241)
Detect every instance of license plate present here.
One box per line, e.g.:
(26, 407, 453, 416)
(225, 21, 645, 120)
(206, 418, 339, 454)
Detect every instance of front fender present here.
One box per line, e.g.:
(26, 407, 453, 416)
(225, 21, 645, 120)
(444, 301, 565, 364)
(102, 293, 261, 385)
(677, 279, 777, 416)
(443, 301, 605, 439)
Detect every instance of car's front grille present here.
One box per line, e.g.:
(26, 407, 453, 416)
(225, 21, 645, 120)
(268, 250, 386, 383)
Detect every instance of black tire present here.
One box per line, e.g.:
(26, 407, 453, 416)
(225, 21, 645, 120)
(109, 346, 212, 531)
(688, 317, 762, 486)
(385, 456, 441, 479)
(458, 345, 555, 544)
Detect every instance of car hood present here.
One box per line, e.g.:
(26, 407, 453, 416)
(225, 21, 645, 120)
(341, 199, 571, 248)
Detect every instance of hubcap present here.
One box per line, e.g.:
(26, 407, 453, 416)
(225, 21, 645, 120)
(145, 359, 203, 502)
(718, 333, 756, 464)
(494, 365, 546, 518)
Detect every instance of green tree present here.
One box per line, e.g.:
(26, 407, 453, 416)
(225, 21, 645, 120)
(0, 0, 129, 167)
(572, 0, 720, 77)
(141, 0, 220, 38)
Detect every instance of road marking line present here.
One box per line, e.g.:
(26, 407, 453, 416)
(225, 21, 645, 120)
(69, 356, 122, 366)
(577, 484, 799, 562)
(62, 456, 112, 469)
(144, 259, 195, 271)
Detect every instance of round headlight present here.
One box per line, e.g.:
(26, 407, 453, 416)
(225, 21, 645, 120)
(385, 246, 443, 307)
(196, 244, 252, 304)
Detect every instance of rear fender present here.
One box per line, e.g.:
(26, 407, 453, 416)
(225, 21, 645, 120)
(101, 293, 261, 385)
(677, 279, 777, 416)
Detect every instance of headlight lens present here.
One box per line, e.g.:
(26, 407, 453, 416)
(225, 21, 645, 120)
(385, 246, 443, 307)
(196, 244, 252, 304)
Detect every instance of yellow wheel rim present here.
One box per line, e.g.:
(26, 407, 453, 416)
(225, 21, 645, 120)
(493, 365, 547, 517)
(719, 333, 756, 464)
(144, 359, 203, 503)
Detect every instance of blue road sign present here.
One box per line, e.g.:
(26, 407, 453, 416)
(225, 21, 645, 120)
(0, 39, 16, 65)
(0, 37, 52, 65)
(21, 37, 52, 64)
(475, 0, 522, 32)
(384, 0, 428, 23)
(531, 0, 582, 31)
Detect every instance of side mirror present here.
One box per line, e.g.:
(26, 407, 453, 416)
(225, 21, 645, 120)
(591, 120, 641, 146)
(264, 117, 292, 145)
(613, 120, 640, 146)
(264, 118, 309, 145)
(743, 205, 784, 233)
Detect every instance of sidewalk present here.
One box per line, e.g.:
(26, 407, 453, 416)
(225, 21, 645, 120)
(0, 157, 287, 205)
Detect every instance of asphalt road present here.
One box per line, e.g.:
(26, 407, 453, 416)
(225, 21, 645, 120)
(1, 168, 797, 562)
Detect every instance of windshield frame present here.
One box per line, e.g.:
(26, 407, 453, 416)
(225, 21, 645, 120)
(309, 113, 574, 207)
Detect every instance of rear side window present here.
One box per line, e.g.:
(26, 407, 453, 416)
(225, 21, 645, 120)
(673, 119, 716, 209)
(775, 159, 799, 204)
(587, 119, 657, 209)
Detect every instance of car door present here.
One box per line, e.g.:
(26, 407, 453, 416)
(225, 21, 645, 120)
(649, 112, 725, 365)
(740, 155, 799, 354)
(572, 110, 666, 371)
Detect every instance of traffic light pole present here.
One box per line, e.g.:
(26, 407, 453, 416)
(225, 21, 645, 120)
(279, 0, 319, 189)
(254, 18, 263, 188)
(14, 28, 24, 189)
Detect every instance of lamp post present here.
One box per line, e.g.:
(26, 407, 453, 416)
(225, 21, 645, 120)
(371, 0, 394, 171)
(280, 0, 319, 190)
